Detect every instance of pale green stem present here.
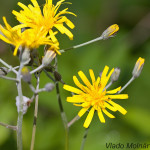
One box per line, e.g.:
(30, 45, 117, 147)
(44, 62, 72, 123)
(80, 128, 89, 150)
(30, 64, 44, 74)
(59, 36, 103, 53)
(0, 58, 18, 74)
(16, 63, 24, 150)
(118, 76, 135, 94)
(0, 75, 19, 82)
(68, 115, 80, 128)
(30, 75, 40, 150)
(0, 122, 17, 130)
(105, 81, 113, 90)
(55, 57, 69, 150)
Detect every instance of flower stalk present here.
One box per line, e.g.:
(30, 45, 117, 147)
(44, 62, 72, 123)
(16, 63, 24, 150)
(30, 75, 40, 150)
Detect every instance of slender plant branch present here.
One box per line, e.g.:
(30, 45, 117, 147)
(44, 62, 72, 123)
(54, 57, 69, 150)
(0, 75, 19, 82)
(59, 36, 103, 53)
(30, 75, 40, 150)
(30, 64, 44, 74)
(0, 122, 17, 130)
(68, 115, 80, 128)
(0, 59, 18, 74)
(80, 128, 89, 150)
(43, 69, 55, 82)
(16, 63, 24, 150)
(118, 76, 135, 94)
(105, 81, 113, 90)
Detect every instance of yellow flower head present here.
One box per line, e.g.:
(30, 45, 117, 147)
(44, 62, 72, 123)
(132, 57, 145, 78)
(63, 66, 128, 128)
(102, 24, 119, 40)
(12, 0, 76, 43)
(0, 17, 59, 56)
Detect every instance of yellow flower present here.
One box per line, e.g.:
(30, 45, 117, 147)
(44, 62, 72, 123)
(63, 66, 128, 128)
(12, 0, 76, 43)
(0, 17, 59, 56)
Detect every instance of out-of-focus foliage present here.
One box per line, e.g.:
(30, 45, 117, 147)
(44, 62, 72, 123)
(0, 0, 150, 149)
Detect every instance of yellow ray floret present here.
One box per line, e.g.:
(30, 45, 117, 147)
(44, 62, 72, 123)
(0, 17, 59, 56)
(12, 0, 76, 42)
(63, 66, 128, 128)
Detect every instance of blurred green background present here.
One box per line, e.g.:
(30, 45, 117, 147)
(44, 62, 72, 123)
(0, 0, 150, 149)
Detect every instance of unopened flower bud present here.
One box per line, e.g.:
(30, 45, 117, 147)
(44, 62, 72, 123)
(45, 83, 55, 92)
(16, 96, 31, 115)
(42, 50, 56, 66)
(54, 71, 62, 81)
(111, 67, 121, 82)
(0, 67, 8, 76)
(21, 67, 31, 83)
(132, 57, 145, 78)
(21, 48, 31, 64)
(101, 24, 119, 40)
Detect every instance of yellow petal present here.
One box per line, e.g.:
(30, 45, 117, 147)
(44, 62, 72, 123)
(57, 16, 75, 29)
(54, 24, 73, 40)
(95, 76, 100, 87)
(67, 96, 85, 103)
(49, 30, 58, 43)
(83, 107, 95, 128)
(2, 17, 11, 30)
(101, 66, 109, 79)
(31, 0, 40, 8)
(108, 100, 127, 115)
(104, 102, 117, 111)
(102, 109, 115, 118)
(63, 84, 83, 94)
(17, 2, 31, 13)
(89, 69, 95, 84)
(13, 44, 20, 56)
(97, 108, 105, 123)
(0, 34, 11, 45)
(82, 102, 91, 107)
(73, 76, 88, 93)
(78, 71, 92, 89)
(106, 86, 121, 94)
(78, 107, 89, 117)
(108, 94, 128, 99)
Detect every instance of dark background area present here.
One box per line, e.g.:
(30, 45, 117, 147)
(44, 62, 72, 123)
(0, 0, 150, 149)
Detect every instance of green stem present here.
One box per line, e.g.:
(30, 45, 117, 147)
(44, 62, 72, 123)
(55, 57, 69, 150)
(30, 64, 44, 74)
(0, 122, 17, 130)
(118, 76, 135, 94)
(80, 128, 89, 150)
(0, 75, 19, 82)
(16, 63, 24, 150)
(0, 58, 18, 74)
(68, 115, 80, 128)
(30, 75, 40, 150)
(59, 36, 103, 53)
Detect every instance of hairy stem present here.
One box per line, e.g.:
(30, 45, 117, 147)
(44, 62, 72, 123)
(80, 128, 89, 150)
(0, 122, 17, 130)
(68, 115, 80, 128)
(59, 36, 103, 53)
(30, 75, 40, 150)
(30, 64, 44, 74)
(118, 76, 135, 94)
(0, 58, 18, 74)
(16, 63, 24, 150)
(55, 57, 69, 150)
(0, 75, 19, 82)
